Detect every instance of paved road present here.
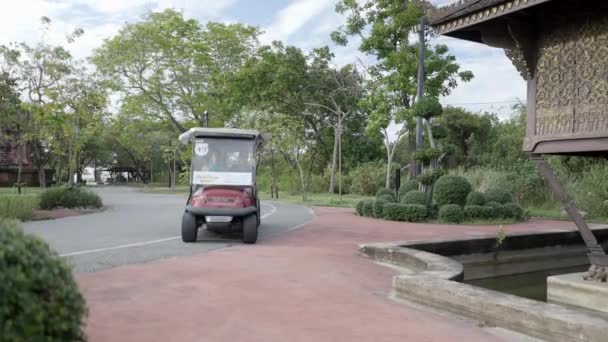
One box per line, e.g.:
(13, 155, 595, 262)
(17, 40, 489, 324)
(23, 187, 313, 273)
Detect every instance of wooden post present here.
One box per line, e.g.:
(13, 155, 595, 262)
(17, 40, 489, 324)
(531, 155, 608, 268)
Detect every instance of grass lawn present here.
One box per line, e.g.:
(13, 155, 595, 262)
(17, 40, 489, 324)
(259, 192, 372, 208)
(0, 187, 45, 195)
(527, 206, 608, 223)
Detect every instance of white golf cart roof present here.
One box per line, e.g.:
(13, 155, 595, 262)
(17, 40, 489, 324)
(179, 127, 270, 145)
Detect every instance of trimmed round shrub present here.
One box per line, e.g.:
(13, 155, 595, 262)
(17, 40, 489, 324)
(377, 194, 396, 203)
(503, 202, 525, 220)
(373, 200, 388, 218)
(480, 206, 497, 219)
(485, 201, 504, 218)
(398, 179, 419, 199)
(463, 205, 484, 220)
(39, 186, 103, 210)
(361, 200, 374, 217)
(356, 200, 365, 216)
(466, 191, 486, 206)
(433, 175, 472, 206)
(484, 189, 513, 204)
(383, 203, 427, 222)
(376, 188, 396, 200)
(439, 204, 464, 223)
(0, 219, 87, 341)
(400, 190, 430, 206)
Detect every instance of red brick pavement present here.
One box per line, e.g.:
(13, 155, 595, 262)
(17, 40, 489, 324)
(78, 207, 582, 342)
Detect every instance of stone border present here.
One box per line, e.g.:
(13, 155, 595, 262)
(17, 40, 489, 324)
(360, 240, 608, 342)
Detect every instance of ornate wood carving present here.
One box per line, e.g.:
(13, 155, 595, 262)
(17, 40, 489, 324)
(528, 11, 608, 150)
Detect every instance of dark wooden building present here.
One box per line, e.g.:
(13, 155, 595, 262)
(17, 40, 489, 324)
(0, 130, 38, 186)
(432, 0, 608, 156)
(431, 0, 608, 270)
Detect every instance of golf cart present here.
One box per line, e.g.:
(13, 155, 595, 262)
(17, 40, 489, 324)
(178, 128, 269, 244)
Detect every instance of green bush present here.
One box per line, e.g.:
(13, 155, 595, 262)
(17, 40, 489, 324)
(439, 204, 464, 223)
(463, 205, 484, 220)
(373, 199, 388, 218)
(349, 162, 386, 196)
(480, 205, 498, 219)
(0, 195, 39, 220)
(398, 179, 419, 199)
(361, 200, 374, 217)
(400, 191, 430, 206)
(39, 186, 103, 210)
(485, 201, 504, 218)
(503, 202, 525, 220)
(383, 203, 427, 222)
(356, 200, 365, 216)
(484, 189, 513, 204)
(376, 188, 396, 200)
(377, 194, 396, 203)
(0, 219, 87, 341)
(466, 191, 486, 206)
(433, 175, 472, 206)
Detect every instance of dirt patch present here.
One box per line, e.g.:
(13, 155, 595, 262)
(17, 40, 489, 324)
(30, 207, 105, 221)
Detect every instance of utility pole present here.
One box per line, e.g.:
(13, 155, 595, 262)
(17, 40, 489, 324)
(415, 16, 426, 176)
(203, 111, 209, 128)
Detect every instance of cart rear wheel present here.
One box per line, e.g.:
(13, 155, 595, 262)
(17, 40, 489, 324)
(181, 212, 198, 242)
(242, 214, 258, 244)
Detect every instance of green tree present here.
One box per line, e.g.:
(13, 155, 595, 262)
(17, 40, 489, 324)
(0, 73, 28, 192)
(92, 9, 260, 132)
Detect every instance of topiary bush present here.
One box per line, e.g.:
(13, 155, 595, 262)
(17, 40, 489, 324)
(484, 189, 513, 204)
(439, 204, 464, 223)
(480, 205, 497, 219)
(433, 175, 472, 206)
(373, 199, 388, 218)
(356, 200, 365, 216)
(361, 200, 374, 217)
(0, 219, 87, 341)
(376, 188, 396, 200)
(466, 191, 486, 206)
(485, 201, 504, 218)
(463, 205, 484, 220)
(382, 203, 427, 222)
(377, 194, 396, 203)
(400, 191, 430, 206)
(503, 202, 525, 220)
(398, 179, 419, 199)
(39, 186, 103, 210)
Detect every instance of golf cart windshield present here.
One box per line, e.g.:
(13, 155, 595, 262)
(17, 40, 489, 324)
(191, 138, 254, 186)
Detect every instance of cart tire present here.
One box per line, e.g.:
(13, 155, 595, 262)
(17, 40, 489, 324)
(242, 214, 258, 244)
(181, 212, 198, 242)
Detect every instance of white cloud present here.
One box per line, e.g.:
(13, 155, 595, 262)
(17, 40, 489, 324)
(261, 0, 334, 44)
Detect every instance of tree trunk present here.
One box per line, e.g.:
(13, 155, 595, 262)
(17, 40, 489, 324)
(16, 146, 23, 194)
(270, 147, 278, 198)
(338, 118, 342, 196)
(37, 167, 46, 188)
(328, 124, 339, 194)
(295, 154, 307, 202)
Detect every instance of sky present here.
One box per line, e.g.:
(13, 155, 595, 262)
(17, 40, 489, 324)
(0, 0, 526, 119)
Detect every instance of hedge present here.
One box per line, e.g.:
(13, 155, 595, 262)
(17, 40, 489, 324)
(373, 200, 388, 218)
(485, 201, 504, 218)
(466, 191, 486, 206)
(503, 202, 525, 220)
(39, 186, 103, 210)
(376, 188, 396, 201)
(356, 200, 365, 216)
(439, 204, 464, 223)
(361, 200, 374, 217)
(484, 189, 513, 204)
(463, 205, 484, 220)
(433, 175, 472, 206)
(399, 179, 419, 199)
(382, 203, 427, 222)
(377, 194, 396, 203)
(0, 219, 87, 341)
(400, 191, 430, 206)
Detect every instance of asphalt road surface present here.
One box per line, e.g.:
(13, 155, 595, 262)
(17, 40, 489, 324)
(23, 187, 314, 273)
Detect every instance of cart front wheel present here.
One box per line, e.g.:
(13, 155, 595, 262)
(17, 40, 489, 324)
(181, 212, 198, 242)
(242, 214, 258, 244)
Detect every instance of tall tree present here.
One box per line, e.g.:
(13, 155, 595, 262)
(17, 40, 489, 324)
(332, 0, 473, 178)
(91, 10, 260, 132)
(0, 72, 27, 192)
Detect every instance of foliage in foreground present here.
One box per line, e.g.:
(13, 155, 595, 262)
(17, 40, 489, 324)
(0, 219, 87, 341)
(39, 187, 103, 210)
(0, 195, 39, 220)
(439, 204, 464, 223)
(433, 175, 472, 207)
